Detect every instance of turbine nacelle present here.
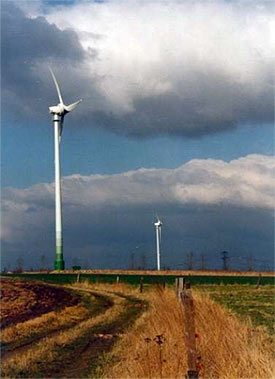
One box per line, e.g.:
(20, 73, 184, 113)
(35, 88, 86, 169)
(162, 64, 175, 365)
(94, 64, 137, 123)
(154, 218, 162, 227)
(49, 103, 68, 116)
(49, 100, 82, 116)
(49, 67, 82, 117)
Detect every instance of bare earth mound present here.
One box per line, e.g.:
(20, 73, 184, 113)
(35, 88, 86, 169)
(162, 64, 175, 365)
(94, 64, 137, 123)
(0, 278, 80, 328)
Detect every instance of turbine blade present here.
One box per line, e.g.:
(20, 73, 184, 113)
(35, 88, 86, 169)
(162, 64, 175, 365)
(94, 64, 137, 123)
(159, 226, 162, 244)
(64, 99, 82, 112)
(49, 67, 64, 105)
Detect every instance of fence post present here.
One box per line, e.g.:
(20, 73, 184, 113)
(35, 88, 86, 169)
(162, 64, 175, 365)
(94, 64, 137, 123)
(178, 277, 185, 299)
(180, 283, 199, 379)
(256, 273, 261, 289)
(140, 276, 144, 293)
(77, 273, 80, 283)
(116, 275, 120, 284)
(175, 278, 179, 296)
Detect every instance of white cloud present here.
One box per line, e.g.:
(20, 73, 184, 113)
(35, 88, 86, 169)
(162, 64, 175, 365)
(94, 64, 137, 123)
(2, 154, 274, 243)
(3, 0, 274, 137)
(2, 154, 274, 269)
(36, 0, 274, 136)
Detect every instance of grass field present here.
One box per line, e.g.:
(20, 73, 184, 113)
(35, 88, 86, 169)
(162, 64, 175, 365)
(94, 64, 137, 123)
(3, 271, 274, 286)
(196, 284, 275, 335)
(1, 275, 274, 378)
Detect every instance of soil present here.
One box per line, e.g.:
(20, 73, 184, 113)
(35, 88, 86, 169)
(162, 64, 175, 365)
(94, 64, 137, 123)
(0, 278, 80, 328)
(49, 292, 148, 378)
(1, 281, 147, 379)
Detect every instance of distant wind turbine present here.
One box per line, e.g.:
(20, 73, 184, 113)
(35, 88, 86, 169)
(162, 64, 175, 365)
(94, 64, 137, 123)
(49, 68, 82, 270)
(154, 216, 163, 271)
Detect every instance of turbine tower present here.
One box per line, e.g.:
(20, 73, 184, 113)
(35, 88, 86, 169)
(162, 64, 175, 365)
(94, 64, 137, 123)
(154, 216, 163, 271)
(49, 68, 82, 270)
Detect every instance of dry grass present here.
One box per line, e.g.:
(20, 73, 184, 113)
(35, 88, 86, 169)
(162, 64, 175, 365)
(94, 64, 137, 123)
(194, 291, 274, 378)
(2, 282, 274, 378)
(107, 287, 274, 379)
(52, 269, 275, 277)
(71, 280, 138, 295)
(1, 288, 125, 378)
(1, 302, 91, 345)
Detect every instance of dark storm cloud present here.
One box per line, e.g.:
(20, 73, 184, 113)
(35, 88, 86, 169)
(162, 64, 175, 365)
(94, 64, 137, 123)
(1, 1, 86, 120)
(2, 0, 274, 137)
(94, 81, 274, 138)
(40, 0, 274, 137)
(1, 155, 274, 270)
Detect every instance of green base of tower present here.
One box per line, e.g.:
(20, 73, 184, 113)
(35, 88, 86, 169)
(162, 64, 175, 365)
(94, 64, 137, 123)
(55, 244, 64, 270)
(54, 259, 65, 270)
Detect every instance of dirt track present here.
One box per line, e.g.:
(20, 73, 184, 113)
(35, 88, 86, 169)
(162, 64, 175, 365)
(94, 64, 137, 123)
(1, 281, 147, 378)
(51, 289, 147, 378)
(0, 278, 80, 328)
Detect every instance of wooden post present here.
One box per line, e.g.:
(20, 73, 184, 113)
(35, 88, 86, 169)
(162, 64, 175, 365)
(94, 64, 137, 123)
(256, 273, 261, 289)
(175, 278, 179, 296)
(187, 370, 199, 378)
(178, 277, 185, 299)
(140, 276, 144, 293)
(180, 284, 198, 378)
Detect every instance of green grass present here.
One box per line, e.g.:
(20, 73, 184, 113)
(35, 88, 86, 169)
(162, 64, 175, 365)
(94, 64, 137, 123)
(2, 272, 274, 286)
(196, 284, 275, 334)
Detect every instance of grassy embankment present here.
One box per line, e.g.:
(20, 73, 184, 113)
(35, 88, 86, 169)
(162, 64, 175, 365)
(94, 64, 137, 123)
(196, 284, 275, 335)
(1, 280, 274, 378)
(105, 285, 274, 379)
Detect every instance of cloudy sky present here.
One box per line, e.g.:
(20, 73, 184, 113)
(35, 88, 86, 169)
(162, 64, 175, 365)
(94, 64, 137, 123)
(2, 0, 274, 270)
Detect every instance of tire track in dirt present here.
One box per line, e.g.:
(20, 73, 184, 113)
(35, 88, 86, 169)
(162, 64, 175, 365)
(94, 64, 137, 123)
(1, 288, 114, 365)
(0, 278, 80, 328)
(48, 290, 148, 379)
(2, 288, 147, 378)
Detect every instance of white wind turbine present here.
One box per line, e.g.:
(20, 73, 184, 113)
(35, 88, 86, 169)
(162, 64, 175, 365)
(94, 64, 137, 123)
(49, 68, 82, 270)
(154, 216, 163, 271)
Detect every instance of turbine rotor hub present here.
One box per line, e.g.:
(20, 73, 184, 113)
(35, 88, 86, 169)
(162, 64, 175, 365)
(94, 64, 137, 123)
(49, 103, 68, 116)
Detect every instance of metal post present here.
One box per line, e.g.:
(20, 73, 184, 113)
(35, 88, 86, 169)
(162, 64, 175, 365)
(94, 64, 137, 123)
(53, 114, 64, 270)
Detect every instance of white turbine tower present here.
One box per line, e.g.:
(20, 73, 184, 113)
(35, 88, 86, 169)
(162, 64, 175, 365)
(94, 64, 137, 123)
(154, 216, 163, 271)
(49, 68, 82, 270)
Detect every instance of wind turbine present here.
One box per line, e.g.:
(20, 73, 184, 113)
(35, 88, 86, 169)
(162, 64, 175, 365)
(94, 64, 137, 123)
(154, 216, 163, 271)
(49, 68, 82, 270)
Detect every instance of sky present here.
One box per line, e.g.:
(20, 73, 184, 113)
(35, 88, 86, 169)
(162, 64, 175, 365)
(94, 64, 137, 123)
(1, 0, 274, 271)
